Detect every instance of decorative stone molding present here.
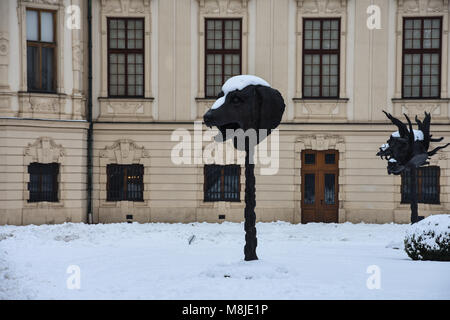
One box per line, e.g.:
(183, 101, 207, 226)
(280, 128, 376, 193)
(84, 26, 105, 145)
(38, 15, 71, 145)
(98, 139, 151, 209)
(99, 139, 151, 165)
(0, 33, 9, 59)
(23, 137, 65, 208)
(98, 97, 154, 121)
(101, 0, 151, 14)
(295, 134, 345, 152)
(0, 1, 11, 92)
(297, 0, 347, 14)
(0, 32, 10, 96)
(394, 0, 449, 113)
(198, 0, 249, 14)
(293, 98, 348, 122)
(392, 99, 449, 122)
(99, 0, 153, 101)
(24, 137, 65, 164)
(18, 92, 69, 119)
(398, 0, 449, 14)
(294, 1, 349, 122)
(195, 0, 249, 112)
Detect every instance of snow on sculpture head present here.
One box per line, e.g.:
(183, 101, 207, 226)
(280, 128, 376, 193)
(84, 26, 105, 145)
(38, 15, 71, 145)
(377, 111, 449, 175)
(203, 75, 285, 149)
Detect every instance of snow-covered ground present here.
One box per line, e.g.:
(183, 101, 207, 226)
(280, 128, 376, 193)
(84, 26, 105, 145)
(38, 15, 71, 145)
(0, 221, 448, 300)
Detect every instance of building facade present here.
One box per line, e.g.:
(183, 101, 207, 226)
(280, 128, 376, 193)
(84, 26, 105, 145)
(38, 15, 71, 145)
(0, 0, 449, 226)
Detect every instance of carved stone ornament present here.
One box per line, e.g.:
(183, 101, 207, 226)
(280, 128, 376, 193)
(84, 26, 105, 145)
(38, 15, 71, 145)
(297, 0, 347, 14)
(72, 44, 83, 72)
(101, 0, 151, 14)
(197, 0, 248, 15)
(29, 96, 59, 113)
(296, 134, 345, 151)
(0, 33, 9, 58)
(24, 137, 65, 163)
(100, 139, 150, 164)
(398, 0, 449, 14)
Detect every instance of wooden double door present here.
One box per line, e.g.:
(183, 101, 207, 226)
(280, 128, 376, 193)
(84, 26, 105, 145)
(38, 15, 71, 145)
(301, 150, 339, 223)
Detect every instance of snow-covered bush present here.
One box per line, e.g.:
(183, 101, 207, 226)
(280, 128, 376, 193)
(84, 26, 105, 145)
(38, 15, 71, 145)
(404, 214, 450, 261)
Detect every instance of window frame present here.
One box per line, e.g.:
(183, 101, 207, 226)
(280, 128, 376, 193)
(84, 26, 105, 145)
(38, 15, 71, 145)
(26, 8, 57, 93)
(401, 17, 442, 99)
(302, 18, 341, 99)
(107, 17, 145, 98)
(204, 18, 242, 99)
(27, 162, 59, 203)
(401, 166, 440, 204)
(204, 164, 241, 202)
(106, 164, 144, 202)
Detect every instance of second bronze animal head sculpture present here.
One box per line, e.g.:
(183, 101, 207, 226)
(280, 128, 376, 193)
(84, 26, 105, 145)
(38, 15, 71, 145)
(377, 111, 449, 224)
(377, 111, 449, 175)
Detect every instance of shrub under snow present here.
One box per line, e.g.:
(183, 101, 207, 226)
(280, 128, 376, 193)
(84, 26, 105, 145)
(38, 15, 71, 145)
(404, 214, 450, 261)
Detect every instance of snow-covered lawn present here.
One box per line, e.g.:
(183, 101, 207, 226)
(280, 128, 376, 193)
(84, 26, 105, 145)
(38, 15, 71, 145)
(0, 222, 448, 300)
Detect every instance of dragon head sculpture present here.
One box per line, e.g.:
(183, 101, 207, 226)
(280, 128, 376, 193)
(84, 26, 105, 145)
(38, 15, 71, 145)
(377, 111, 449, 175)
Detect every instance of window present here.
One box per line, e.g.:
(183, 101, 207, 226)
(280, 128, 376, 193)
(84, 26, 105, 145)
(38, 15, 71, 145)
(204, 165, 241, 202)
(302, 18, 340, 98)
(205, 19, 242, 98)
(401, 166, 440, 204)
(402, 17, 442, 98)
(108, 18, 144, 97)
(28, 163, 59, 202)
(26, 9, 56, 93)
(107, 164, 144, 201)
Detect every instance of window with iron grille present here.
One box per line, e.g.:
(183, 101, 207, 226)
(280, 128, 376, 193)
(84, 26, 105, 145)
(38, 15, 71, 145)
(205, 19, 242, 98)
(26, 9, 56, 93)
(108, 18, 144, 97)
(28, 163, 59, 202)
(204, 165, 241, 202)
(107, 164, 144, 201)
(302, 18, 340, 98)
(401, 166, 440, 204)
(402, 17, 442, 98)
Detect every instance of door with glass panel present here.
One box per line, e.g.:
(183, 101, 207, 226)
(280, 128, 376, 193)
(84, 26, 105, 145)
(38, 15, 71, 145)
(301, 150, 339, 223)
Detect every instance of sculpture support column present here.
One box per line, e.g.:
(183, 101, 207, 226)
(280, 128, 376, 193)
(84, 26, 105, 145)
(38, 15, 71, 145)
(410, 167, 419, 224)
(244, 146, 258, 261)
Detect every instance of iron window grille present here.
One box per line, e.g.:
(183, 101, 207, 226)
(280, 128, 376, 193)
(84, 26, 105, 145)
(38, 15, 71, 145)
(401, 166, 440, 204)
(26, 9, 57, 93)
(107, 18, 145, 97)
(107, 164, 144, 202)
(302, 18, 340, 99)
(205, 18, 242, 98)
(204, 165, 241, 202)
(402, 17, 442, 98)
(28, 162, 59, 202)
